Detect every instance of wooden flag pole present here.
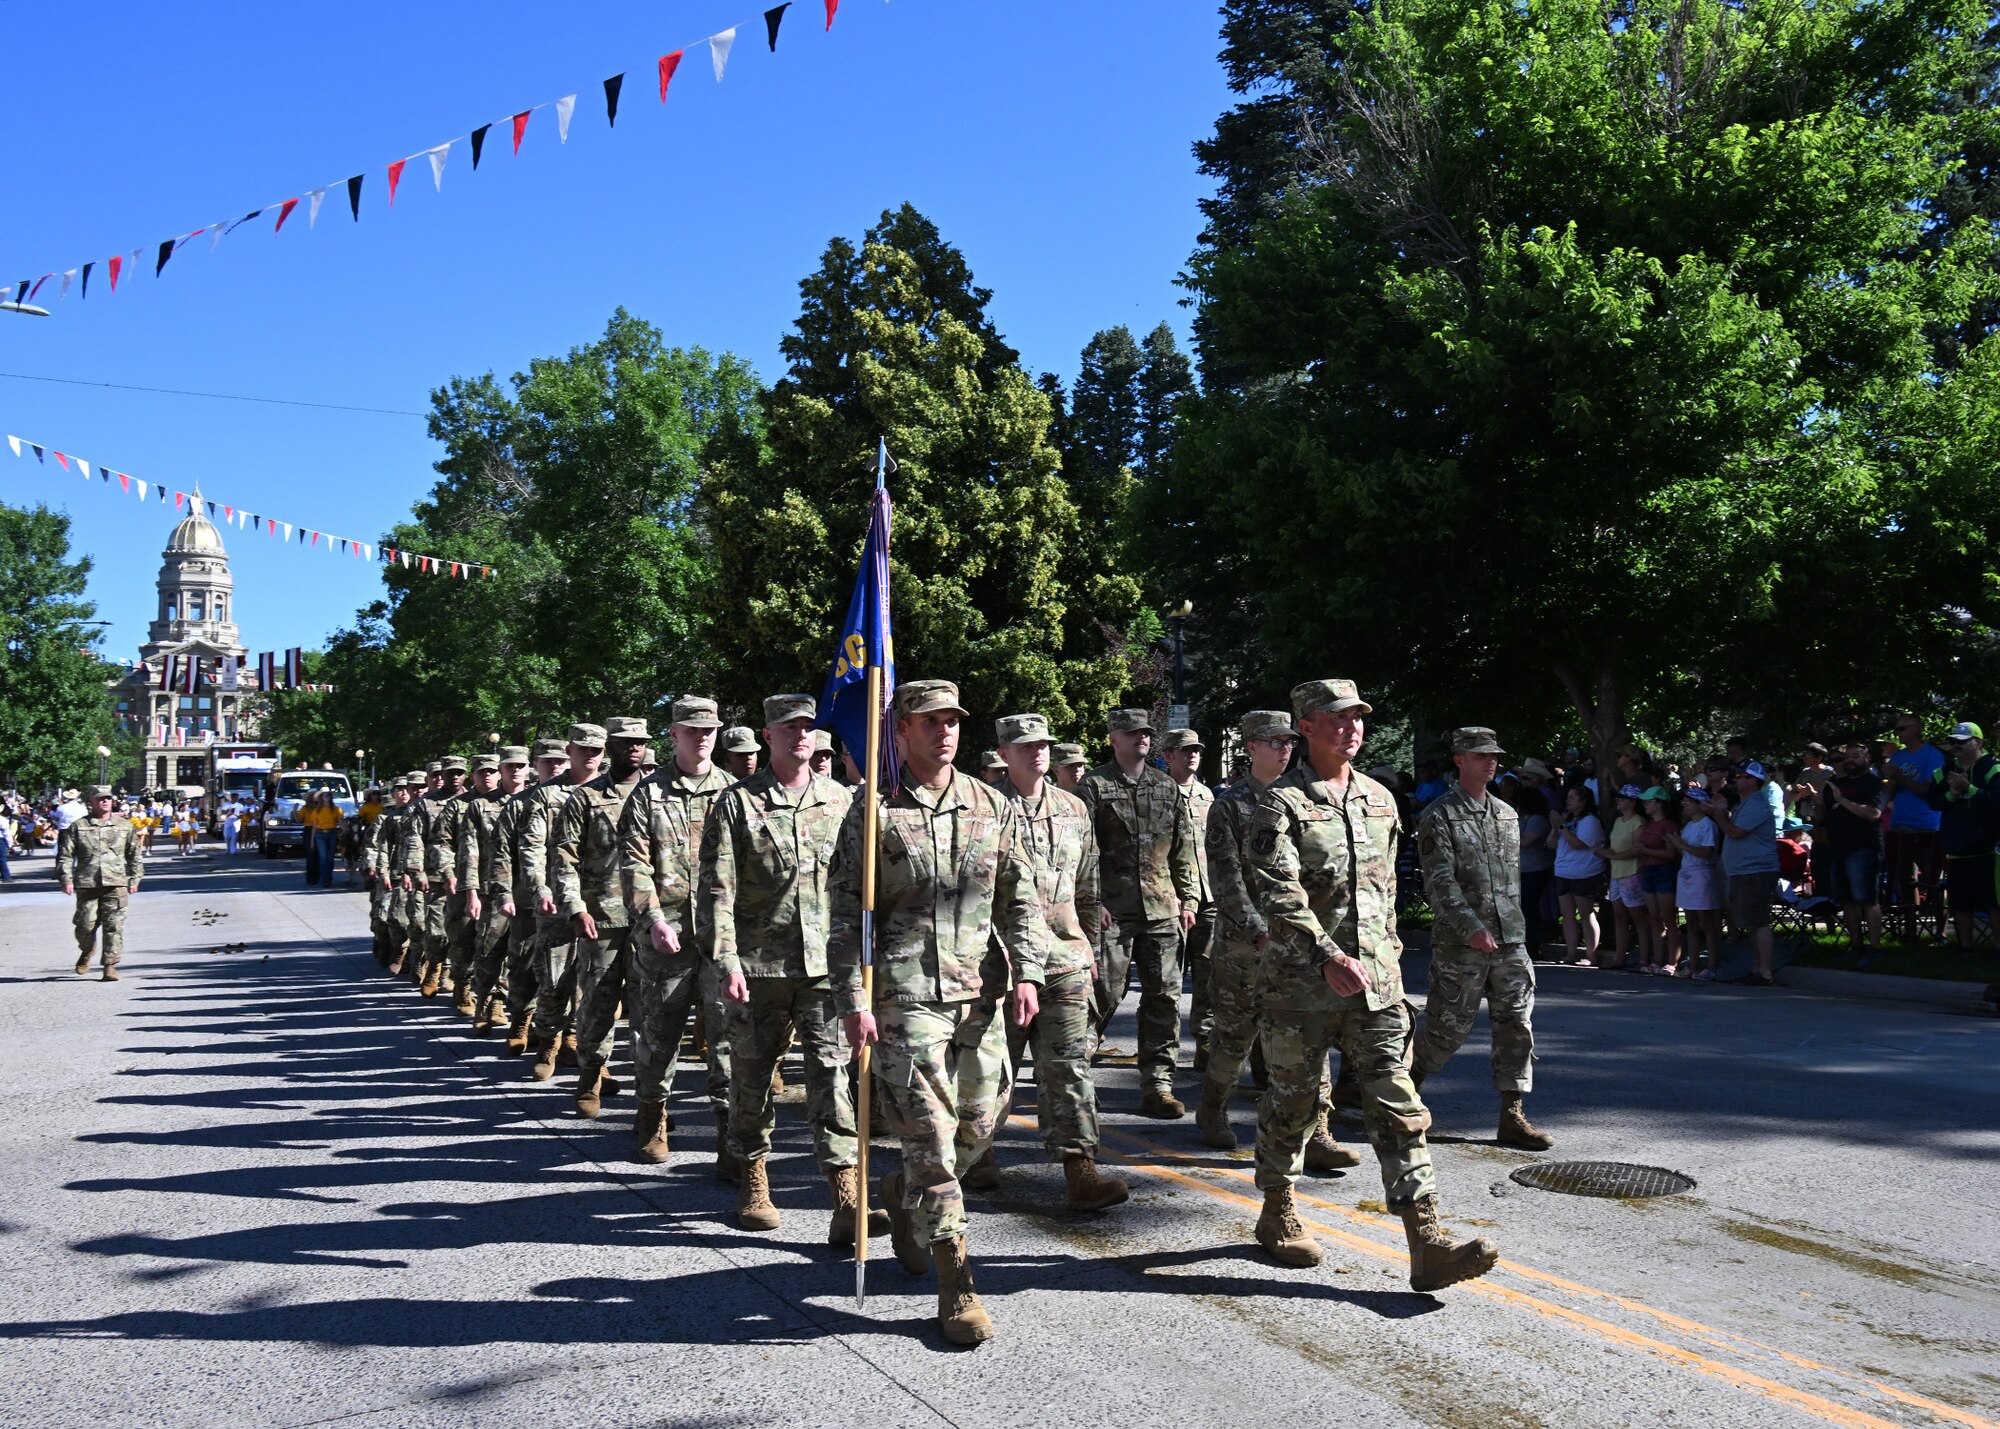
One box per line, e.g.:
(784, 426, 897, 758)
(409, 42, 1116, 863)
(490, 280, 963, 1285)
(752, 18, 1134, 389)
(854, 658, 883, 1308)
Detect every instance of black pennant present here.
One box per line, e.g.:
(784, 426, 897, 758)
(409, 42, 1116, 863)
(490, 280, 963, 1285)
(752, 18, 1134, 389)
(765, 2, 790, 50)
(12, 280, 25, 304)
(603, 74, 624, 127)
(347, 174, 363, 221)
(80, 262, 93, 299)
(155, 238, 175, 277)
(30, 444, 43, 462)
(470, 124, 490, 169)
(226, 207, 263, 234)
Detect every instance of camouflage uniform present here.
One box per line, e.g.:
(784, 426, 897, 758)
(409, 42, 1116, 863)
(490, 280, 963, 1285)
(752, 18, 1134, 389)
(56, 796, 143, 970)
(365, 786, 405, 963)
(701, 727, 856, 1169)
(425, 761, 476, 994)
(619, 731, 739, 1128)
(384, 773, 429, 966)
(1163, 731, 1220, 1057)
(1078, 713, 1200, 1094)
(1413, 750, 1536, 1093)
(1205, 770, 1272, 1098)
(520, 728, 600, 1043)
(459, 754, 519, 1013)
(1243, 682, 1436, 1208)
(397, 776, 449, 985)
(553, 735, 650, 1080)
(485, 745, 559, 1031)
(828, 682, 1052, 1249)
(998, 746, 1103, 1159)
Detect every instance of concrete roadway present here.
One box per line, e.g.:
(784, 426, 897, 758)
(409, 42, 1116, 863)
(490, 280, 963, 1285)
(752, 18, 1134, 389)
(1, 848, 1996, 1429)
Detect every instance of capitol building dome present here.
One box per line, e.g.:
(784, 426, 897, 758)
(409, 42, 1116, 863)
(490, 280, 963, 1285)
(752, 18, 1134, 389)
(166, 508, 227, 554)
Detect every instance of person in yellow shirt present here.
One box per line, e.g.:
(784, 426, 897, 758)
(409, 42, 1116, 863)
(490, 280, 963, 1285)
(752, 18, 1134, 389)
(302, 791, 342, 888)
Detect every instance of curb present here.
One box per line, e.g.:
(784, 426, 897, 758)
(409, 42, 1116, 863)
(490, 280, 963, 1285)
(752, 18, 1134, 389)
(1774, 964, 1997, 1011)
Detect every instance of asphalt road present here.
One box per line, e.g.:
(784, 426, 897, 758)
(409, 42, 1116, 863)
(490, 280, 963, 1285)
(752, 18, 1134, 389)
(2, 845, 1996, 1429)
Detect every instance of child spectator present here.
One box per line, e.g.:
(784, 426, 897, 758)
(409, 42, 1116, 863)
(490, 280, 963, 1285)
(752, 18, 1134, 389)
(1670, 787, 1723, 979)
(1605, 785, 1651, 970)
(1637, 787, 1680, 973)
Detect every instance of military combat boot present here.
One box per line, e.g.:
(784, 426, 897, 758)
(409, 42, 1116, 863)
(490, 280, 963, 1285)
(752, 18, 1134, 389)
(961, 1147, 1000, 1191)
(1140, 1086, 1187, 1119)
(825, 1166, 890, 1248)
(933, 1235, 995, 1346)
(504, 1013, 532, 1055)
(471, 993, 498, 1034)
(420, 963, 442, 998)
(1254, 1185, 1324, 1267)
(713, 1110, 740, 1183)
(877, 1172, 931, 1275)
(74, 952, 91, 977)
(737, 1158, 781, 1231)
(1195, 1083, 1237, 1149)
(384, 944, 406, 976)
(771, 1063, 786, 1096)
(633, 1099, 669, 1165)
(452, 982, 477, 1017)
(530, 1034, 560, 1081)
(1401, 1195, 1499, 1291)
(1063, 1153, 1130, 1212)
(1303, 1111, 1362, 1172)
(101, 966, 120, 982)
(574, 1066, 604, 1119)
(1497, 1093, 1554, 1150)
(557, 1033, 578, 1068)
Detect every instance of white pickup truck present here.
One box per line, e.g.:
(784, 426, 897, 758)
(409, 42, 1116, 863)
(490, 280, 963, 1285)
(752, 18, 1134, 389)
(260, 769, 358, 857)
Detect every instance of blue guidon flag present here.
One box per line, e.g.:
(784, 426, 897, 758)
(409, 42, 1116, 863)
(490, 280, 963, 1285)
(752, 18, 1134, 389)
(815, 443, 897, 794)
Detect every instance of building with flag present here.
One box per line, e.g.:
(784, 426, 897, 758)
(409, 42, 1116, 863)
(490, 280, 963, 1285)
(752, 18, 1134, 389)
(106, 494, 260, 792)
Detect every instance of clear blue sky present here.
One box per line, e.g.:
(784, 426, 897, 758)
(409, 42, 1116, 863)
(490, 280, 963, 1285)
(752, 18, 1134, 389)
(1, 0, 1231, 665)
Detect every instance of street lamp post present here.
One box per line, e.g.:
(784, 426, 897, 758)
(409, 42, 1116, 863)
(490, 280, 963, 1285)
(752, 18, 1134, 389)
(1167, 600, 1193, 727)
(96, 744, 111, 787)
(355, 748, 370, 787)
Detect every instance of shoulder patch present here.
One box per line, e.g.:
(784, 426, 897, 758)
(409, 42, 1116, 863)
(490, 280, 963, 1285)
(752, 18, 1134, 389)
(1249, 826, 1279, 857)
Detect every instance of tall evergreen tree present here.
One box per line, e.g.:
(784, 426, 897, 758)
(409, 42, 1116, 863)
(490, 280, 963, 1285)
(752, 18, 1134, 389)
(1135, 322, 1196, 479)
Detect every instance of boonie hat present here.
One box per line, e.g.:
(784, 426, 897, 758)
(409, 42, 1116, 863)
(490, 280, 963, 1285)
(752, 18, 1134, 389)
(995, 713, 1053, 747)
(1107, 708, 1155, 735)
(671, 696, 723, 730)
(1160, 728, 1203, 752)
(566, 722, 607, 748)
(604, 716, 650, 741)
(1451, 727, 1506, 756)
(1291, 679, 1372, 719)
(763, 693, 817, 725)
(720, 726, 760, 754)
(896, 680, 969, 718)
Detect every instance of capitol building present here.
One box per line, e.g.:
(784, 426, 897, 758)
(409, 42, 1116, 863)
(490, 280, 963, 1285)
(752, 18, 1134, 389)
(108, 498, 257, 793)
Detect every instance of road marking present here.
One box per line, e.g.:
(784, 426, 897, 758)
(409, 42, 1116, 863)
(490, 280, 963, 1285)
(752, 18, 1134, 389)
(1063, 1120, 1995, 1429)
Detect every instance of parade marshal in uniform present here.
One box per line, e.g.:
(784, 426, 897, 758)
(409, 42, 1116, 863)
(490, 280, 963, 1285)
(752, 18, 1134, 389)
(1243, 679, 1500, 1292)
(57, 785, 143, 981)
(831, 679, 1053, 1347)
(1413, 727, 1555, 1150)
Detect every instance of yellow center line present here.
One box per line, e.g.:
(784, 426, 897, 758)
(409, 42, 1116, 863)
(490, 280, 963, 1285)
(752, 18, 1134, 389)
(1035, 1118, 1994, 1429)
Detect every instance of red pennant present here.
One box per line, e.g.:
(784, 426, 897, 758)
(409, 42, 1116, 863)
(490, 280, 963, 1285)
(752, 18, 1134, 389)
(451, 562, 462, 578)
(223, 505, 234, 521)
(511, 111, 530, 154)
(108, 255, 123, 292)
(175, 491, 185, 510)
(310, 530, 320, 546)
(658, 50, 683, 100)
(118, 472, 130, 492)
(387, 158, 406, 205)
(53, 451, 69, 471)
(274, 197, 299, 233)
(824, 0, 837, 28)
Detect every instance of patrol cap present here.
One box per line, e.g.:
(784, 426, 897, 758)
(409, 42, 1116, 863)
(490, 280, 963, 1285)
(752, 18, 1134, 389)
(605, 716, 651, 742)
(995, 713, 1053, 747)
(498, 745, 531, 765)
(1160, 728, 1204, 752)
(1052, 742, 1088, 766)
(671, 696, 723, 730)
(981, 750, 1006, 771)
(896, 680, 969, 718)
(470, 754, 500, 772)
(812, 729, 833, 752)
(1291, 679, 1373, 719)
(1946, 721, 1984, 744)
(440, 756, 469, 773)
(1107, 708, 1154, 735)
(1238, 709, 1294, 742)
(566, 722, 607, 748)
(531, 737, 567, 760)
(426, 761, 443, 774)
(763, 693, 817, 725)
(1450, 726, 1506, 756)
(404, 770, 427, 785)
(86, 783, 114, 800)
(720, 725, 760, 754)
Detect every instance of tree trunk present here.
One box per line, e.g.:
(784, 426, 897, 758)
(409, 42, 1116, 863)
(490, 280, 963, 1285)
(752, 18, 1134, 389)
(1552, 653, 1624, 806)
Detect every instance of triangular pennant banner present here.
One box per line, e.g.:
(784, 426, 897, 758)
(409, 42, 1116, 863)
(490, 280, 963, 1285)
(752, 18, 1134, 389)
(308, 188, 327, 228)
(5, 435, 17, 457)
(710, 28, 735, 81)
(30, 444, 43, 462)
(275, 197, 299, 233)
(80, 263, 93, 299)
(824, 0, 837, 30)
(227, 208, 263, 234)
(765, 3, 790, 51)
(604, 73, 624, 126)
(210, 223, 227, 252)
(118, 472, 130, 493)
(53, 451, 69, 471)
(155, 238, 174, 277)
(556, 94, 575, 143)
(511, 110, 531, 154)
(658, 50, 684, 100)
(60, 271, 74, 299)
(28, 274, 51, 301)
(347, 174, 364, 221)
(77, 458, 90, 478)
(471, 124, 490, 169)
(107, 255, 124, 292)
(428, 142, 450, 190)
(386, 158, 406, 205)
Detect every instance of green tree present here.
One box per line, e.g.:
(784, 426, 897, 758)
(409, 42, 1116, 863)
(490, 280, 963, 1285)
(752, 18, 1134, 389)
(702, 205, 1129, 742)
(0, 502, 119, 792)
(1174, 0, 2000, 770)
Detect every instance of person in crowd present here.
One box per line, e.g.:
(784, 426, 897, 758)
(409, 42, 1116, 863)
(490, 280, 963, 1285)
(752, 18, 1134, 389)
(0, 800, 14, 883)
(1879, 713, 1946, 939)
(1514, 762, 1556, 957)
(1718, 761, 1782, 985)
(1635, 787, 1680, 974)
(304, 789, 342, 887)
(1604, 785, 1650, 970)
(1820, 742, 1886, 964)
(1410, 760, 1446, 808)
(1668, 786, 1723, 979)
(175, 802, 200, 856)
(1551, 784, 1607, 965)
(1925, 722, 2000, 948)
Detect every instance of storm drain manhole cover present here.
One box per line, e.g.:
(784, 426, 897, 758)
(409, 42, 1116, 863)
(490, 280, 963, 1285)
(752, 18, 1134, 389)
(1509, 1161, 1695, 1199)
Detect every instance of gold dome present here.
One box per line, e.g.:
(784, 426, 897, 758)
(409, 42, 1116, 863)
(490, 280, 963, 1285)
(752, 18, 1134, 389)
(167, 508, 226, 555)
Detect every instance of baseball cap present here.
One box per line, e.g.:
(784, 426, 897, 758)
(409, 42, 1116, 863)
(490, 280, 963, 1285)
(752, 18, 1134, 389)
(1736, 760, 1769, 781)
(440, 756, 468, 773)
(1684, 785, 1712, 803)
(980, 750, 1006, 771)
(1946, 721, 1984, 744)
(811, 729, 833, 752)
(1617, 783, 1645, 799)
(1640, 785, 1670, 802)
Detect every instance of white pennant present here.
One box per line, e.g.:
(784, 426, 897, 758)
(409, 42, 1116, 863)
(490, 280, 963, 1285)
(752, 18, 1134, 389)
(210, 223, 226, 253)
(5, 435, 17, 457)
(77, 458, 91, 479)
(136, 480, 149, 501)
(428, 143, 451, 190)
(282, 522, 293, 541)
(710, 27, 735, 81)
(556, 95, 576, 143)
(308, 189, 327, 229)
(60, 270, 75, 299)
